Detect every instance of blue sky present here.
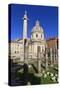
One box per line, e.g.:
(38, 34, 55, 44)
(9, 4, 58, 41)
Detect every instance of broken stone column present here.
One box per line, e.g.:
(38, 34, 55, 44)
(37, 58, 41, 73)
(53, 48, 56, 64)
(53, 43, 58, 64)
(50, 48, 53, 66)
(37, 46, 41, 74)
(55, 43, 58, 64)
(45, 48, 48, 70)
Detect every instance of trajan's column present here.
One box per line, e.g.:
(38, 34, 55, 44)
(23, 11, 28, 63)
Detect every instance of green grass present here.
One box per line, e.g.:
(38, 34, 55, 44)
(41, 74, 56, 84)
(16, 71, 58, 85)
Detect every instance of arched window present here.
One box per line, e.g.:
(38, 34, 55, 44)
(36, 34, 38, 38)
(15, 51, 16, 53)
(18, 44, 19, 46)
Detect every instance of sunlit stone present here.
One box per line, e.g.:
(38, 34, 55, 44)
(44, 74, 47, 78)
(47, 72, 50, 75)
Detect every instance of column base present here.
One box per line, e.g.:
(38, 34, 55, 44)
(34, 73, 42, 77)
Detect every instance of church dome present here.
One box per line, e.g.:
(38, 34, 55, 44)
(31, 20, 43, 33)
(31, 20, 44, 41)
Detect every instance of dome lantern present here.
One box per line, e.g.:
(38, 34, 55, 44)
(35, 20, 40, 27)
